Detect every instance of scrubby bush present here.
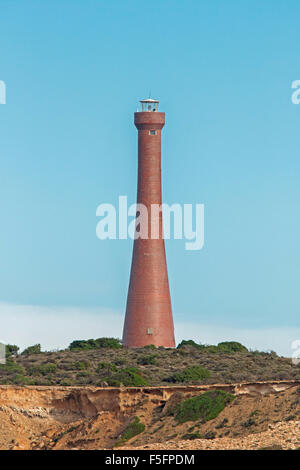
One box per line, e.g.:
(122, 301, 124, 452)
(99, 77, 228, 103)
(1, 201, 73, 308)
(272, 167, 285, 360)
(113, 359, 127, 366)
(27, 363, 57, 376)
(5, 344, 19, 358)
(177, 340, 202, 349)
(217, 342, 248, 353)
(177, 340, 248, 354)
(68, 340, 95, 350)
(115, 417, 145, 446)
(72, 360, 90, 370)
(177, 340, 219, 353)
(76, 371, 92, 378)
(96, 338, 122, 349)
(97, 362, 117, 374)
(137, 354, 157, 366)
(21, 344, 41, 355)
(166, 366, 210, 383)
(60, 379, 74, 386)
(173, 390, 235, 424)
(106, 367, 149, 387)
(69, 337, 122, 351)
(12, 374, 31, 385)
(0, 360, 25, 375)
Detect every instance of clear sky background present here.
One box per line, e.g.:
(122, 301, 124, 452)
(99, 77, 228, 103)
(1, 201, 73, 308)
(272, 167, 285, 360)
(0, 0, 299, 355)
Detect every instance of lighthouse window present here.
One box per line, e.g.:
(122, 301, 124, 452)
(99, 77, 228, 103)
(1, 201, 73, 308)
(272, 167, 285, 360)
(149, 130, 156, 135)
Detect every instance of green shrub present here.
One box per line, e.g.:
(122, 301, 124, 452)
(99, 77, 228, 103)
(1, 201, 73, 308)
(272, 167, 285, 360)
(72, 360, 90, 370)
(113, 358, 127, 366)
(137, 354, 157, 366)
(0, 360, 25, 375)
(60, 379, 74, 386)
(177, 340, 202, 349)
(217, 342, 248, 353)
(173, 390, 235, 424)
(27, 363, 57, 376)
(177, 340, 248, 354)
(5, 344, 19, 358)
(95, 338, 122, 349)
(107, 367, 149, 387)
(68, 340, 94, 350)
(115, 417, 145, 446)
(176, 340, 218, 353)
(12, 374, 30, 385)
(97, 362, 117, 373)
(166, 366, 210, 383)
(21, 344, 41, 355)
(76, 371, 92, 378)
(69, 337, 122, 351)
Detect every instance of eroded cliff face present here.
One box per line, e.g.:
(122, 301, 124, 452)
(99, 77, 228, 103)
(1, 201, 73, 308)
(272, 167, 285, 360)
(0, 381, 299, 450)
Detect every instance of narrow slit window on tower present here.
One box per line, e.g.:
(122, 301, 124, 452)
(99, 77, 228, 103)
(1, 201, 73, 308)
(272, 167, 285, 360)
(149, 130, 156, 136)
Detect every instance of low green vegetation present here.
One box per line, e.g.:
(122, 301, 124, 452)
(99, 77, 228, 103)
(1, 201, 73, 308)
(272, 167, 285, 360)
(21, 344, 41, 355)
(172, 390, 235, 424)
(137, 354, 157, 365)
(166, 366, 211, 383)
(12, 374, 31, 385)
(69, 338, 122, 351)
(106, 367, 149, 387)
(0, 360, 25, 375)
(5, 345, 19, 358)
(217, 342, 248, 353)
(115, 417, 145, 446)
(72, 360, 90, 370)
(177, 340, 248, 354)
(97, 362, 118, 373)
(27, 363, 57, 376)
(76, 370, 92, 378)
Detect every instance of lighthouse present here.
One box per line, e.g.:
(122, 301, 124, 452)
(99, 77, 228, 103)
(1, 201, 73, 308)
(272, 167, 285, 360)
(122, 98, 175, 348)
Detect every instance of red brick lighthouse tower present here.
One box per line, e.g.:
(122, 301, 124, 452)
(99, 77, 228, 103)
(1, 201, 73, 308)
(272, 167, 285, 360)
(122, 98, 175, 348)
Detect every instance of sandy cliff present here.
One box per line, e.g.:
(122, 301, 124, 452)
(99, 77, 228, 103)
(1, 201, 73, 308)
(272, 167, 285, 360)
(0, 381, 299, 450)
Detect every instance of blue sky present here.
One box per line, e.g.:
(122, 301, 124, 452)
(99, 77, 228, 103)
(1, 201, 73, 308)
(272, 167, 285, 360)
(0, 0, 299, 355)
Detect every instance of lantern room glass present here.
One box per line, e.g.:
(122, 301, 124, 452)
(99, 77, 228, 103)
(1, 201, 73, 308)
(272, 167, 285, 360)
(140, 100, 159, 112)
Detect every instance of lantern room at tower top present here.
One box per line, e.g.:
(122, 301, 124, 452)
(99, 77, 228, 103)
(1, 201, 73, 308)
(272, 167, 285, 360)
(139, 98, 159, 112)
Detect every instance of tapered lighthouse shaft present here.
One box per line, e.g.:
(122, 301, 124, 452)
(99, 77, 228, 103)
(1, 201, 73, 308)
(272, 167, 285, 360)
(122, 100, 175, 348)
